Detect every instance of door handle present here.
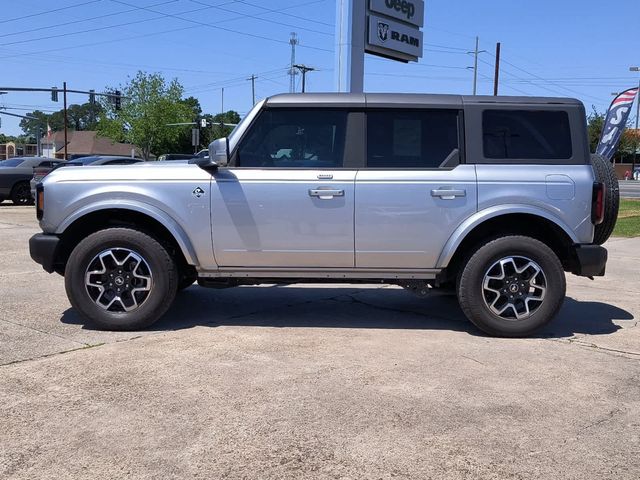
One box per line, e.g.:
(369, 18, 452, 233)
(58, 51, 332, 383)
(431, 188, 466, 200)
(309, 188, 344, 199)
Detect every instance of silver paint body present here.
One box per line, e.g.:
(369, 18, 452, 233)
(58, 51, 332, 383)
(39, 94, 595, 280)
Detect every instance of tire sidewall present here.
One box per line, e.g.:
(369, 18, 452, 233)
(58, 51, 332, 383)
(65, 229, 177, 330)
(459, 236, 566, 337)
(11, 181, 32, 205)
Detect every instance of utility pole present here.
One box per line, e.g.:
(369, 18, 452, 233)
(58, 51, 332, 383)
(630, 67, 640, 179)
(493, 42, 501, 96)
(293, 65, 316, 93)
(63, 81, 68, 160)
(221, 87, 224, 114)
(468, 36, 486, 95)
(247, 74, 257, 104)
(289, 32, 299, 93)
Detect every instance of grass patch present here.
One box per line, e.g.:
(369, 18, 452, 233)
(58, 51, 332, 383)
(613, 199, 640, 237)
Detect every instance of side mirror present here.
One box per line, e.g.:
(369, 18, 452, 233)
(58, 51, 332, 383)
(190, 137, 229, 169)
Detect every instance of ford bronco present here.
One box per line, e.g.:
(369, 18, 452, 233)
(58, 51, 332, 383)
(29, 93, 617, 337)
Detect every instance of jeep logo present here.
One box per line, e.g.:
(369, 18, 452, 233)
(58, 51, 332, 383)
(384, 0, 415, 20)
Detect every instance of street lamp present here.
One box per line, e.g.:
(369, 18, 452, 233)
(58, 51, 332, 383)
(630, 66, 640, 179)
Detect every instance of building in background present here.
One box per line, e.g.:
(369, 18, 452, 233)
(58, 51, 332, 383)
(41, 131, 141, 159)
(0, 142, 38, 160)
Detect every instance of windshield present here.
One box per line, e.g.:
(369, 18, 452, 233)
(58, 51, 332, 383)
(227, 99, 264, 150)
(0, 159, 25, 167)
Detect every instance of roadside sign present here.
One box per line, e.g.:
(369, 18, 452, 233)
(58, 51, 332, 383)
(368, 0, 424, 27)
(366, 14, 423, 62)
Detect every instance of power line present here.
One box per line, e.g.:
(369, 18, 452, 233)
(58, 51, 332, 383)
(0, 3, 217, 47)
(0, 0, 330, 68)
(110, 0, 332, 52)
(236, 0, 332, 27)
(0, 0, 103, 24)
(188, 0, 332, 36)
(0, 0, 178, 40)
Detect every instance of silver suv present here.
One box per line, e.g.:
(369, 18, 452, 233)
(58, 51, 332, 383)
(29, 93, 617, 337)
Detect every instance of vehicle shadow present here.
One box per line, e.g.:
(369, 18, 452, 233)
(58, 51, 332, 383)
(60, 285, 635, 338)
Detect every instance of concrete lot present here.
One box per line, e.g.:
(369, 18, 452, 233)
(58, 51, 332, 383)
(1, 205, 639, 479)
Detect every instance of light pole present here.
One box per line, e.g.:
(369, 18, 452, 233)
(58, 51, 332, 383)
(630, 66, 640, 179)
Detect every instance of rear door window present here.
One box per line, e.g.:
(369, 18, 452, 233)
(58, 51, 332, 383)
(366, 110, 460, 168)
(482, 110, 572, 159)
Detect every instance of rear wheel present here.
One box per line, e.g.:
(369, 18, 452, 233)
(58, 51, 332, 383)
(457, 236, 566, 337)
(10, 181, 33, 205)
(65, 228, 178, 330)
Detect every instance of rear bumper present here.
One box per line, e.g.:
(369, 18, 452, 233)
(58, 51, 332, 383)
(569, 244, 607, 277)
(29, 233, 60, 273)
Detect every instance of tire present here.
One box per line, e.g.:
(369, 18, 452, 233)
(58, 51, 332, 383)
(64, 228, 178, 330)
(457, 236, 566, 337)
(590, 153, 619, 245)
(10, 181, 33, 205)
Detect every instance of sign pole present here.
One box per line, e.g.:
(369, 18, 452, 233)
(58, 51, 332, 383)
(335, 0, 365, 93)
(63, 81, 68, 160)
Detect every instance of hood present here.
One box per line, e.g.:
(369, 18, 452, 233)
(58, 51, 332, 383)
(44, 162, 206, 183)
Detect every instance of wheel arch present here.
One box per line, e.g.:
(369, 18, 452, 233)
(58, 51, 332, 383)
(437, 207, 577, 281)
(54, 205, 198, 274)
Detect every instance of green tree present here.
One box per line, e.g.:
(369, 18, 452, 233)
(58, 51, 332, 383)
(587, 107, 634, 161)
(202, 110, 241, 149)
(168, 96, 204, 154)
(97, 71, 193, 160)
(19, 103, 101, 139)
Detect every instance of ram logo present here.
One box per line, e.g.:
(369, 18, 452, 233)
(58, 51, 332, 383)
(377, 22, 389, 42)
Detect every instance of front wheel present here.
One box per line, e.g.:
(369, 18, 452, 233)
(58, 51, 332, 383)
(65, 228, 178, 330)
(457, 236, 566, 337)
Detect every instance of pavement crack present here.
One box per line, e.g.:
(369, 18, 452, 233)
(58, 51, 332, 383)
(0, 342, 105, 368)
(546, 337, 640, 359)
(460, 354, 486, 366)
(580, 408, 624, 431)
(335, 293, 462, 325)
(0, 318, 90, 347)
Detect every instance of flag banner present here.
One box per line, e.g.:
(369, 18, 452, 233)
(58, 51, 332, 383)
(596, 87, 638, 161)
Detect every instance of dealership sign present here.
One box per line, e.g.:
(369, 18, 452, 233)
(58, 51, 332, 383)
(365, 0, 424, 62)
(369, 0, 424, 27)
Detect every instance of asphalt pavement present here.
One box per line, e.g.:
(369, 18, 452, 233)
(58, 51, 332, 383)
(1, 205, 639, 479)
(620, 180, 640, 198)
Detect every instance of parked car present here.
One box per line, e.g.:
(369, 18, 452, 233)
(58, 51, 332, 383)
(0, 157, 65, 205)
(30, 93, 617, 337)
(30, 161, 68, 200)
(31, 157, 144, 198)
(55, 156, 144, 167)
(157, 153, 197, 161)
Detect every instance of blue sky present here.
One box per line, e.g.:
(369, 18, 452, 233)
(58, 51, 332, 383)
(0, 0, 638, 136)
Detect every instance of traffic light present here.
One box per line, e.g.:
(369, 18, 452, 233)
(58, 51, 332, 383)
(200, 118, 209, 128)
(89, 89, 95, 104)
(114, 90, 121, 110)
(51, 87, 58, 102)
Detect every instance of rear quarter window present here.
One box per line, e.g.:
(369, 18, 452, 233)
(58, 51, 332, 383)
(482, 110, 572, 160)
